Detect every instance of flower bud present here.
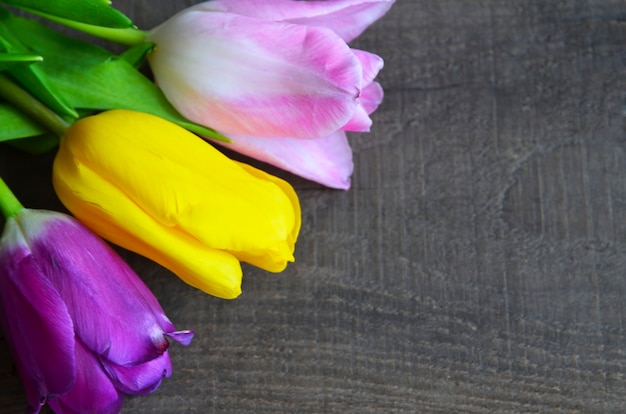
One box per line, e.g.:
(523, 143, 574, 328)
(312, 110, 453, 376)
(53, 109, 301, 299)
(145, 0, 394, 189)
(0, 208, 192, 414)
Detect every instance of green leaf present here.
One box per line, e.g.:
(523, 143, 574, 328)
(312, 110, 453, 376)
(4, 14, 229, 142)
(0, 52, 42, 62)
(0, 52, 42, 70)
(0, 101, 46, 141)
(119, 42, 154, 69)
(0, 0, 133, 28)
(0, 9, 78, 118)
(18, 11, 147, 46)
(4, 132, 58, 153)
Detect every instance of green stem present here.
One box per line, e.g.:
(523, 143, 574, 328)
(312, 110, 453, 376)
(29, 10, 148, 46)
(0, 177, 23, 219)
(0, 73, 70, 137)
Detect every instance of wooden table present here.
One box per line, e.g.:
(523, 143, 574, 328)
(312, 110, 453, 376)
(2, 1, 626, 412)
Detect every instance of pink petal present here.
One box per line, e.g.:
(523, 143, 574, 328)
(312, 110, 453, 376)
(148, 10, 362, 139)
(353, 49, 384, 85)
(202, 0, 396, 42)
(342, 81, 383, 132)
(341, 104, 372, 132)
(47, 340, 123, 414)
(214, 130, 354, 190)
(341, 50, 384, 131)
(359, 81, 384, 114)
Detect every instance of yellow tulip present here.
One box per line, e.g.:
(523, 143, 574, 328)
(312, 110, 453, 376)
(53, 110, 301, 299)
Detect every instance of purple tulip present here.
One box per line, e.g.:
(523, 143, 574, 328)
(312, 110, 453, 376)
(0, 208, 193, 414)
(146, 0, 395, 189)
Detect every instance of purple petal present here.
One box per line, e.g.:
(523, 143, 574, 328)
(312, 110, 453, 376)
(47, 340, 123, 414)
(101, 351, 173, 396)
(0, 216, 75, 413)
(19, 210, 177, 365)
(148, 10, 362, 139)
(165, 330, 195, 347)
(215, 130, 354, 190)
(202, 0, 396, 42)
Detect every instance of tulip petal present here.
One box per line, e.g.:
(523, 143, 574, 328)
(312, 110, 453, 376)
(165, 330, 195, 347)
(54, 110, 300, 297)
(341, 105, 373, 132)
(216, 130, 354, 190)
(19, 210, 176, 365)
(54, 112, 247, 298)
(47, 340, 123, 414)
(53, 157, 244, 299)
(359, 81, 384, 115)
(148, 10, 361, 139)
(231, 160, 303, 270)
(101, 352, 172, 396)
(0, 218, 75, 413)
(202, 0, 396, 42)
(353, 49, 384, 86)
(338, 50, 384, 131)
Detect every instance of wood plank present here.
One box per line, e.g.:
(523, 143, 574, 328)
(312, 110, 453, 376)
(1, 0, 626, 412)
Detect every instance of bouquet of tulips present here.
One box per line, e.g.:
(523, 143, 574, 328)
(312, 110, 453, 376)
(0, 0, 394, 412)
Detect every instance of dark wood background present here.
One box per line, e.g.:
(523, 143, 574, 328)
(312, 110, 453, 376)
(2, 0, 626, 412)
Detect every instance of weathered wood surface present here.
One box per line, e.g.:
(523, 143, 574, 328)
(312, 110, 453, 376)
(2, 0, 626, 412)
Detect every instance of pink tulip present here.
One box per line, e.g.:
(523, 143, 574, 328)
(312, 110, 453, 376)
(147, 0, 394, 189)
(224, 130, 355, 190)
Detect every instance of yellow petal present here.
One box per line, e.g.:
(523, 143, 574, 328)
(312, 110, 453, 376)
(53, 110, 301, 297)
(54, 146, 243, 298)
(232, 161, 302, 271)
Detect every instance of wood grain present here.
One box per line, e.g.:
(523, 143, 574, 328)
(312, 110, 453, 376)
(2, 0, 626, 412)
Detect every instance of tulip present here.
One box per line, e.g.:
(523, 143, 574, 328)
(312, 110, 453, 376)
(0, 178, 193, 414)
(145, 0, 393, 189)
(221, 130, 355, 190)
(53, 109, 301, 299)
